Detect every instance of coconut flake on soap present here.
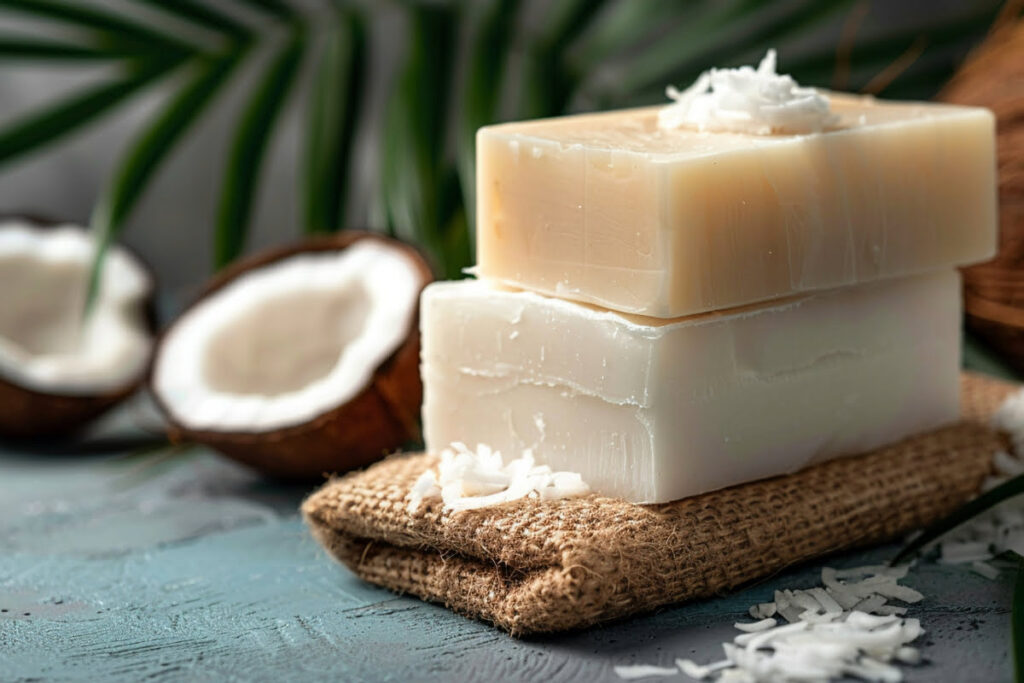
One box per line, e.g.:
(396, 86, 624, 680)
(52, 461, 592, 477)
(658, 49, 838, 135)
(407, 442, 589, 513)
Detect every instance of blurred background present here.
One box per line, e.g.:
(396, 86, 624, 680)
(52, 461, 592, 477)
(0, 0, 1017, 300)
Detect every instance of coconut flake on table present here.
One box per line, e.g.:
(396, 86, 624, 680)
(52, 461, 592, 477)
(658, 49, 838, 135)
(407, 442, 590, 513)
(619, 564, 925, 683)
(612, 664, 679, 680)
(924, 388, 1024, 570)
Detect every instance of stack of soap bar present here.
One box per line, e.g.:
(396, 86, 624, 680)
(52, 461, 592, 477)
(420, 90, 998, 504)
(476, 95, 996, 317)
(422, 273, 961, 503)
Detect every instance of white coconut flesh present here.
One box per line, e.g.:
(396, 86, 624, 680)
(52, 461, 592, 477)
(0, 221, 152, 395)
(153, 240, 425, 432)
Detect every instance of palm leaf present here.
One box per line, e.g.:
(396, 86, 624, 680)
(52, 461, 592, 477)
(0, 55, 185, 169)
(215, 27, 305, 267)
(0, 33, 143, 60)
(380, 3, 456, 268)
(131, 0, 251, 40)
(303, 8, 365, 235)
(593, 0, 854, 105)
(574, 0, 762, 105)
(518, 0, 611, 118)
(0, 0, 196, 53)
(566, 0, 692, 76)
(892, 473, 1024, 566)
(87, 51, 245, 307)
(456, 0, 518, 236)
(231, 0, 294, 21)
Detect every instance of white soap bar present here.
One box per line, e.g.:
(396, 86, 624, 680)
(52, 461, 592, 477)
(421, 273, 961, 503)
(477, 95, 996, 317)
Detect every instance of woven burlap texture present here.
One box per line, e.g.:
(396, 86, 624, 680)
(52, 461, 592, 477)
(302, 373, 1016, 636)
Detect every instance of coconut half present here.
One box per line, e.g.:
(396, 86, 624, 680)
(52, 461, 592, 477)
(0, 219, 155, 438)
(150, 232, 431, 479)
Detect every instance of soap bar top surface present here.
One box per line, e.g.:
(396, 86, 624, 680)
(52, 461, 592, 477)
(477, 94, 996, 317)
(421, 273, 962, 503)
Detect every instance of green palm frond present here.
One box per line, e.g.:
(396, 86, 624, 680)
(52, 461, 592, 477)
(303, 8, 365, 235)
(215, 24, 305, 267)
(132, 0, 252, 40)
(0, 0, 197, 53)
(0, 0, 1013, 287)
(0, 55, 185, 169)
(233, 0, 296, 21)
(0, 34, 146, 60)
(591, 0, 856, 106)
(87, 51, 246, 308)
(518, 0, 612, 118)
(565, 0, 693, 75)
(379, 3, 458, 272)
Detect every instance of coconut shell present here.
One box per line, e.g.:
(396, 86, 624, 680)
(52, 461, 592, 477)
(940, 18, 1024, 372)
(0, 377, 142, 440)
(0, 216, 157, 440)
(151, 232, 432, 480)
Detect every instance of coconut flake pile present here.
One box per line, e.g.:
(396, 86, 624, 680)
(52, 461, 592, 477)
(617, 564, 924, 682)
(658, 50, 838, 135)
(929, 443, 1024, 578)
(928, 389, 1024, 578)
(407, 443, 590, 513)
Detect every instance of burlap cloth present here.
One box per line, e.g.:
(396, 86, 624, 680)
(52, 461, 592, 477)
(302, 373, 1017, 636)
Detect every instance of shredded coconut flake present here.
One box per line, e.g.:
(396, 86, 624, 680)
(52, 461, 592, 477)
(658, 50, 838, 135)
(613, 664, 678, 679)
(407, 442, 590, 513)
(734, 618, 777, 633)
(748, 602, 776, 620)
(923, 388, 1024, 565)
(970, 560, 1000, 580)
(677, 658, 732, 679)
(625, 565, 923, 682)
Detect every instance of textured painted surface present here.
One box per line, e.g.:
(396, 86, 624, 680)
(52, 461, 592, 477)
(0, 408, 1014, 682)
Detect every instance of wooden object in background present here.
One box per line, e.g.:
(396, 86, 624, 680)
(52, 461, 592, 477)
(942, 18, 1024, 373)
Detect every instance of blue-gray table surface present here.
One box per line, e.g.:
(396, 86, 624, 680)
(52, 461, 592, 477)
(0, 397, 1015, 683)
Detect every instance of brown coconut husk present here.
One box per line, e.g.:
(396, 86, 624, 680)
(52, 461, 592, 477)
(0, 216, 157, 439)
(941, 16, 1024, 372)
(151, 232, 432, 480)
(0, 376, 144, 440)
(303, 372, 1015, 636)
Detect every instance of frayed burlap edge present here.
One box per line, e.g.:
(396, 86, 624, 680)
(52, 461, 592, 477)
(302, 373, 1016, 637)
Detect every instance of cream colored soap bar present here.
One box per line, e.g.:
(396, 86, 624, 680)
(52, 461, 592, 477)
(477, 95, 996, 317)
(421, 272, 961, 503)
